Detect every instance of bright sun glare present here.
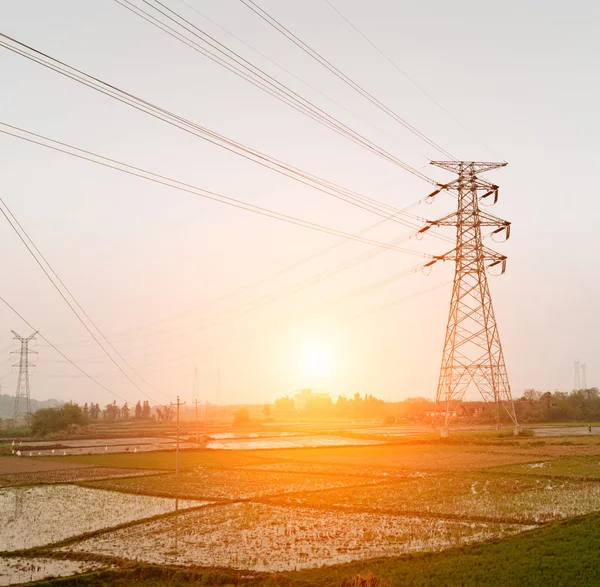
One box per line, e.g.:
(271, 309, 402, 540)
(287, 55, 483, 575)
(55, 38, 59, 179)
(306, 346, 330, 374)
(295, 340, 335, 387)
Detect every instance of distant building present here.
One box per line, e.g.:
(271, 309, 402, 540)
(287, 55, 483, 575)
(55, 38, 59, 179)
(294, 388, 331, 411)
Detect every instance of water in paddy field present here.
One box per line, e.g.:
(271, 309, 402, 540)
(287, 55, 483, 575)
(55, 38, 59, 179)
(0, 485, 209, 551)
(205, 434, 382, 450)
(64, 502, 531, 572)
(531, 426, 600, 437)
(14, 433, 383, 455)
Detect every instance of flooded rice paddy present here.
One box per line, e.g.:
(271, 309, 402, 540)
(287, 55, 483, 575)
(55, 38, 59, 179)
(0, 485, 209, 551)
(84, 466, 381, 500)
(10, 433, 381, 456)
(205, 434, 381, 450)
(265, 473, 600, 524)
(65, 502, 529, 571)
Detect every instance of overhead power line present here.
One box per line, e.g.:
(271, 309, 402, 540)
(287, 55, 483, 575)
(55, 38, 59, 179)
(0, 196, 167, 403)
(31, 277, 450, 379)
(80, 260, 428, 371)
(0, 32, 429, 230)
(111, 0, 437, 184)
(321, 0, 501, 159)
(48, 231, 427, 358)
(176, 0, 430, 156)
(237, 0, 456, 160)
(0, 294, 130, 403)
(0, 122, 432, 257)
(35, 199, 428, 350)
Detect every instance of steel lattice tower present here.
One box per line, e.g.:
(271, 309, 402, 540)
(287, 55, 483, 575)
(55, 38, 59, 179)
(11, 330, 37, 425)
(421, 161, 519, 436)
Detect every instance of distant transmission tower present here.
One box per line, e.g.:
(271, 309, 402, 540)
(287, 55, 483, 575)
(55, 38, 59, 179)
(574, 359, 581, 390)
(574, 360, 586, 390)
(11, 330, 37, 425)
(421, 161, 519, 436)
(216, 368, 222, 405)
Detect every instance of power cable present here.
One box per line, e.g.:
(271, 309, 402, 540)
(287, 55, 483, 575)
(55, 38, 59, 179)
(113, 0, 437, 184)
(34, 205, 423, 350)
(0, 122, 432, 256)
(47, 233, 426, 358)
(0, 294, 130, 402)
(0, 33, 430, 229)
(0, 197, 167, 403)
(176, 0, 432, 157)
(321, 0, 502, 160)
(80, 261, 426, 371)
(44, 274, 448, 377)
(237, 0, 456, 160)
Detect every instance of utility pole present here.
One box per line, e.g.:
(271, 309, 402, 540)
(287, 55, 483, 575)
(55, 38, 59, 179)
(11, 331, 37, 426)
(193, 366, 200, 444)
(193, 399, 201, 444)
(205, 400, 209, 435)
(170, 396, 186, 476)
(421, 161, 519, 436)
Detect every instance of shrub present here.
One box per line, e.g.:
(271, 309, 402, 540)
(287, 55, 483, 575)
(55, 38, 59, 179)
(31, 402, 85, 436)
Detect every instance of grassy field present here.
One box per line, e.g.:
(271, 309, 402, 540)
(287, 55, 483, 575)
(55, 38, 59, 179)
(3, 431, 600, 585)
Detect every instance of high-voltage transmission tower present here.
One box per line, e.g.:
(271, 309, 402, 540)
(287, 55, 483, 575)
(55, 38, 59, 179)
(574, 359, 587, 390)
(420, 161, 520, 436)
(11, 330, 38, 425)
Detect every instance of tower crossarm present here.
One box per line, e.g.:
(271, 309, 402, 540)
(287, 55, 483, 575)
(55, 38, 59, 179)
(430, 160, 507, 174)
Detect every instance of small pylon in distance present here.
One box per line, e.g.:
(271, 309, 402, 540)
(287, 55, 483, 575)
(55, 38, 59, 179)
(11, 330, 38, 426)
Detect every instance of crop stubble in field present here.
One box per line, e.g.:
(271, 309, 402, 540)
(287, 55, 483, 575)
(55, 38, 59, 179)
(82, 467, 382, 500)
(0, 485, 209, 551)
(0, 467, 163, 487)
(264, 473, 600, 523)
(64, 502, 529, 571)
(0, 557, 104, 586)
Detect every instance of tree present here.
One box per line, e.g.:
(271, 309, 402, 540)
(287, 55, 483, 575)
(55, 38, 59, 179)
(103, 401, 117, 422)
(93, 403, 101, 420)
(142, 401, 151, 419)
(122, 402, 130, 420)
(523, 389, 542, 401)
(31, 402, 85, 436)
(82, 402, 89, 420)
(135, 401, 142, 419)
(263, 404, 271, 417)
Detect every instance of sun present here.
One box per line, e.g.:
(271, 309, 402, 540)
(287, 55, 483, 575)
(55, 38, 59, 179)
(306, 346, 331, 375)
(294, 340, 335, 387)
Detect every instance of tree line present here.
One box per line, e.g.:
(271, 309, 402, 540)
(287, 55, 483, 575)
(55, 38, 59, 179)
(30, 399, 175, 436)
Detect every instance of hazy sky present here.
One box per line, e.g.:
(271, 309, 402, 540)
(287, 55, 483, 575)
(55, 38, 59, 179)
(1, 0, 598, 407)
